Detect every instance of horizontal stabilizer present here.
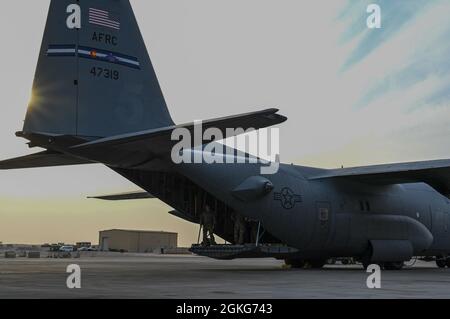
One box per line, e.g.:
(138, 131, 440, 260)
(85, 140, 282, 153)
(71, 108, 287, 155)
(0, 151, 95, 170)
(309, 159, 450, 196)
(168, 210, 199, 224)
(88, 191, 154, 201)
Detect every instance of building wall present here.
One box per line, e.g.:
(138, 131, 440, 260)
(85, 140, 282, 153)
(99, 230, 177, 253)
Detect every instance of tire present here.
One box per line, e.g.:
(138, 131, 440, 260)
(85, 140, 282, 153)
(384, 262, 404, 270)
(285, 259, 305, 268)
(308, 260, 326, 269)
(436, 258, 447, 268)
(342, 259, 349, 265)
(327, 258, 336, 265)
(361, 243, 374, 270)
(362, 262, 383, 270)
(362, 261, 372, 270)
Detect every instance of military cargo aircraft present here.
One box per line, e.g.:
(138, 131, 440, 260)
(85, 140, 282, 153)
(1, 0, 450, 270)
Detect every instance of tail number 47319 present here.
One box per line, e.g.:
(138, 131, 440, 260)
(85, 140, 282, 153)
(90, 67, 120, 80)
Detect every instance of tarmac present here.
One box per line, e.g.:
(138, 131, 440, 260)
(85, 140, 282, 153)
(0, 254, 449, 299)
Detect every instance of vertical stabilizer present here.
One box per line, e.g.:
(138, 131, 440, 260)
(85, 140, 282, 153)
(24, 0, 174, 138)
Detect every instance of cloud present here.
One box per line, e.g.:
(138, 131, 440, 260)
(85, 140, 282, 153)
(294, 1, 450, 167)
(339, 0, 434, 70)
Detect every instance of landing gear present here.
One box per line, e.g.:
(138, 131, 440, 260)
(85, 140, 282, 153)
(362, 261, 375, 270)
(307, 260, 326, 269)
(284, 259, 326, 269)
(360, 244, 405, 270)
(383, 262, 404, 270)
(436, 258, 447, 268)
(285, 259, 305, 268)
(361, 261, 404, 270)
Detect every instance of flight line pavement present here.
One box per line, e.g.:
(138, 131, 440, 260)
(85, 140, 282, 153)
(0, 254, 448, 298)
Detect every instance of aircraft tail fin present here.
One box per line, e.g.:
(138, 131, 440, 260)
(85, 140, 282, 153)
(23, 0, 173, 138)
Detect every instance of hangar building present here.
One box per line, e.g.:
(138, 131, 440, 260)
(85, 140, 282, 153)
(99, 229, 178, 253)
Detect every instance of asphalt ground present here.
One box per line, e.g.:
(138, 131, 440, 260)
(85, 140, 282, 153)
(0, 255, 448, 298)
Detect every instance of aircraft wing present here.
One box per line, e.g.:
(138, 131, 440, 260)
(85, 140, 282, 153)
(71, 108, 287, 154)
(0, 150, 95, 170)
(308, 159, 450, 196)
(88, 191, 154, 201)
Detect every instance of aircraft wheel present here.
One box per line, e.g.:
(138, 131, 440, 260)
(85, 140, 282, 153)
(342, 259, 349, 265)
(384, 262, 404, 270)
(436, 258, 447, 268)
(306, 260, 326, 269)
(362, 261, 383, 270)
(285, 259, 305, 268)
(361, 257, 373, 270)
(361, 244, 374, 270)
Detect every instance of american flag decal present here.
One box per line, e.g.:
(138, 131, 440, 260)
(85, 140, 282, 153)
(89, 8, 120, 30)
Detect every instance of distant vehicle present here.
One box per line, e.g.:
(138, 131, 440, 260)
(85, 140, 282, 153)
(59, 246, 74, 253)
(78, 246, 96, 252)
(76, 242, 92, 248)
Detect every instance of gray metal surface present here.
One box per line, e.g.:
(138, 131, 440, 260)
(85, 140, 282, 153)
(308, 159, 450, 196)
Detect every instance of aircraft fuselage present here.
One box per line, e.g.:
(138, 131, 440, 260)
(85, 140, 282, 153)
(167, 162, 450, 263)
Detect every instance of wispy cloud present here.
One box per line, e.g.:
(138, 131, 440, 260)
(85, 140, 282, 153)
(297, 1, 450, 167)
(341, 1, 450, 110)
(339, 0, 433, 70)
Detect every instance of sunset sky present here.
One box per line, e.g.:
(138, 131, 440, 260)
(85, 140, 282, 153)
(1, 0, 449, 246)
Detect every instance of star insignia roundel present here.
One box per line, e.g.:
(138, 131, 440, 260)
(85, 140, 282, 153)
(274, 187, 302, 209)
